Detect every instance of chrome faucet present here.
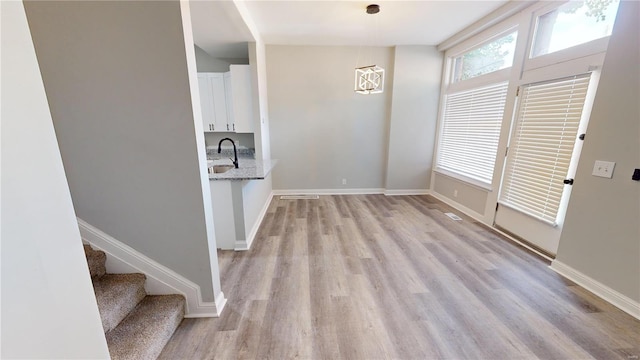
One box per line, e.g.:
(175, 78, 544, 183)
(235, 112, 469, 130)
(218, 138, 239, 168)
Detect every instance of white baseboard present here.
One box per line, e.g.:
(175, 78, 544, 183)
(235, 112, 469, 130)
(550, 260, 640, 320)
(78, 218, 225, 318)
(384, 189, 430, 196)
(274, 189, 430, 196)
(234, 191, 274, 251)
(273, 188, 385, 196)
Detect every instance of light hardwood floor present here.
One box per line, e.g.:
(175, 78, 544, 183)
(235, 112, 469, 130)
(159, 195, 640, 359)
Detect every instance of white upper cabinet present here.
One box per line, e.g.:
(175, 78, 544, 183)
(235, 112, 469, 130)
(223, 72, 235, 132)
(228, 65, 254, 133)
(210, 73, 230, 132)
(198, 73, 229, 132)
(197, 73, 215, 132)
(198, 65, 254, 133)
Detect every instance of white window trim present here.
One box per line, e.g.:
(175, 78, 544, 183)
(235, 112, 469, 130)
(447, 67, 512, 94)
(520, 52, 606, 85)
(449, 28, 519, 85)
(524, 0, 614, 70)
(525, 37, 610, 73)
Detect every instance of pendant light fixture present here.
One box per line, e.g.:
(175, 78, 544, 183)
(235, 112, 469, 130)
(355, 4, 384, 94)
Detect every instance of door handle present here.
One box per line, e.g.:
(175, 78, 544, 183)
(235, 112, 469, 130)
(563, 179, 574, 185)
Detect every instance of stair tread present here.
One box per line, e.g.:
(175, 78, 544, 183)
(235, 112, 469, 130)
(84, 244, 106, 279)
(94, 273, 146, 333)
(106, 295, 185, 360)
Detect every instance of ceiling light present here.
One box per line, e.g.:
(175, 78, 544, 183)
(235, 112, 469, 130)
(355, 65, 384, 95)
(355, 4, 384, 95)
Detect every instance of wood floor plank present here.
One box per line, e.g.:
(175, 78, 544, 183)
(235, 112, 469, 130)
(339, 274, 400, 359)
(233, 300, 268, 360)
(267, 205, 286, 236)
(159, 195, 640, 360)
(157, 318, 215, 359)
(487, 267, 628, 359)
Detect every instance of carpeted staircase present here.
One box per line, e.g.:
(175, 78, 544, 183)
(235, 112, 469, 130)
(84, 245, 185, 360)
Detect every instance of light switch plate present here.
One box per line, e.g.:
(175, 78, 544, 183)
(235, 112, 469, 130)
(592, 160, 615, 178)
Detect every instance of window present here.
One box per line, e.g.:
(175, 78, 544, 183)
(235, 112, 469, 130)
(437, 82, 509, 185)
(499, 74, 591, 224)
(453, 31, 517, 82)
(531, 0, 620, 58)
(437, 29, 517, 186)
(435, 0, 618, 204)
(433, 0, 618, 253)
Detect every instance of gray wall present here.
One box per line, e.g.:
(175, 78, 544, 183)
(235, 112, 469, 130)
(1, 2, 109, 357)
(24, 1, 218, 301)
(249, 41, 273, 160)
(433, 173, 489, 215)
(267, 45, 394, 191)
(555, 0, 640, 302)
(195, 45, 232, 72)
(386, 46, 442, 192)
(194, 44, 246, 72)
(194, 45, 249, 73)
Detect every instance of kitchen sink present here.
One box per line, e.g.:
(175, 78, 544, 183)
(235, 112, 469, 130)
(210, 165, 235, 174)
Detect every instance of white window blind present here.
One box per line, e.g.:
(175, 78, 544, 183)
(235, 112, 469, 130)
(437, 82, 509, 185)
(499, 74, 591, 224)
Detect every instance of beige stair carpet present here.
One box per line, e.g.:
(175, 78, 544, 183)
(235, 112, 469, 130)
(106, 295, 185, 360)
(84, 244, 106, 279)
(83, 244, 185, 360)
(94, 273, 146, 332)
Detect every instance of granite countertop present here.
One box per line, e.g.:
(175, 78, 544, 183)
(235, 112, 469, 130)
(208, 158, 277, 181)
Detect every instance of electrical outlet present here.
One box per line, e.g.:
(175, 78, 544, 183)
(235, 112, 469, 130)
(453, 189, 458, 197)
(342, 178, 347, 185)
(592, 160, 615, 178)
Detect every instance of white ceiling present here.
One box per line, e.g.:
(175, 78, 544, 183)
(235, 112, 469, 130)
(190, 0, 510, 59)
(190, 1, 255, 59)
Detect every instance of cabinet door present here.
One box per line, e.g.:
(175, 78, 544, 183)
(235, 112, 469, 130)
(197, 73, 216, 132)
(223, 72, 235, 131)
(229, 65, 254, 133)
(210, 73, 229, 132)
